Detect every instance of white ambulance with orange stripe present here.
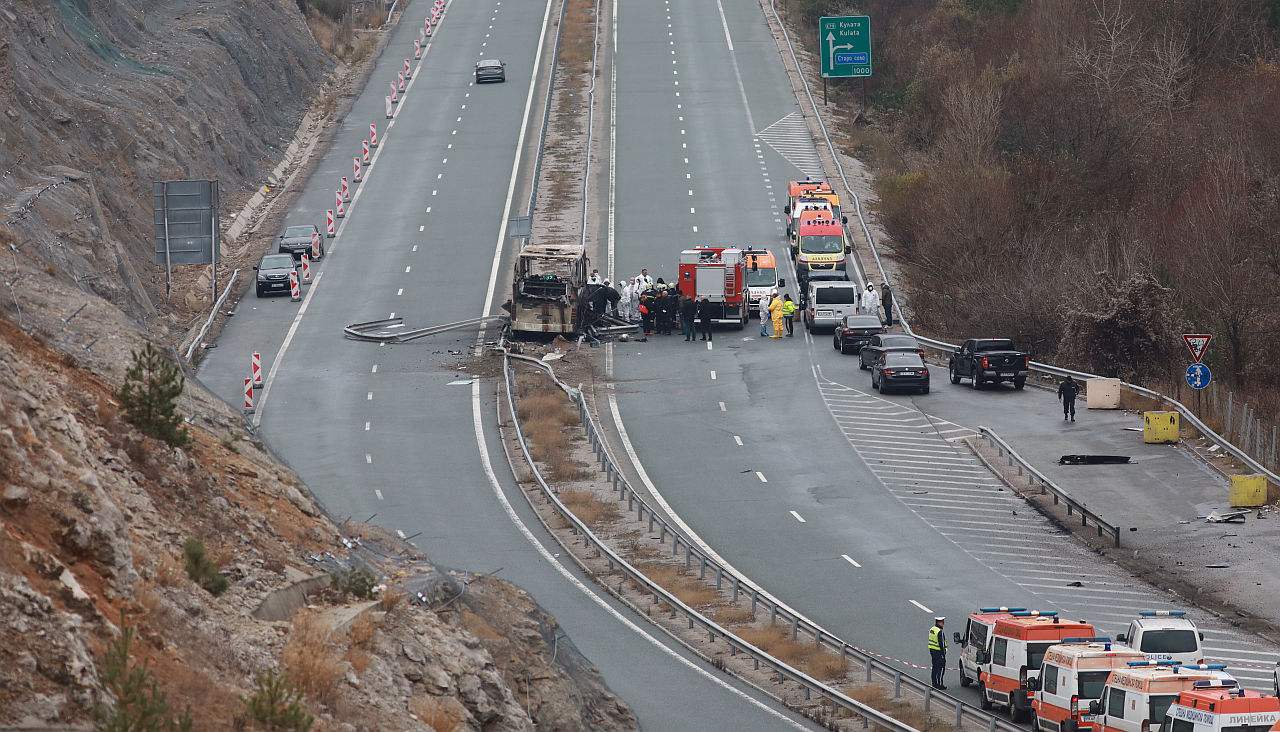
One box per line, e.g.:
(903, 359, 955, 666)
(978, 611, 1096, 722)
(1089, 663, 1238, 732)
(1030, 638, 1147, 732)
(1156, 681, 1279, 732)
(956, 607, 1028, 689)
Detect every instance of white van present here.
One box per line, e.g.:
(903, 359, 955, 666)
(1091, 663, 1237, 732)
(1116, 612, 1205, 667)
(805, 281, 860, 331)
(1031, 639, 1147, 732)
(957, 607, 1028, 689)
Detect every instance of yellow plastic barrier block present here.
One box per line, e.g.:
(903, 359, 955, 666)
(1143, 411, 1179, 444)
(1229, 474, 1267, 507)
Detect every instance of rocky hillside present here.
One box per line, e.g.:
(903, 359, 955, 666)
(0, 1, 635, 728)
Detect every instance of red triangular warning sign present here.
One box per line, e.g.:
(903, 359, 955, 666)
(1183, 334, 1212, 363)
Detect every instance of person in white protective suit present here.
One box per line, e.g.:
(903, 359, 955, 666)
(860, 281, 881, 317)
(619, 279, 634, 321)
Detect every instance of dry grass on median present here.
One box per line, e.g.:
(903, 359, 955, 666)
(559, 489, 620, 525)
(844, 684, 958, 732)
(735, 624, 850, 682)
(633, 562, 721, 609)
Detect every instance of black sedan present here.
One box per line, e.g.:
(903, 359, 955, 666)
(278, 224, 322, 260)
(871, 352, 930, 394)
(833, 314, 885, 354)
(254, 253, 297, 297)
(858, 333, 925, 370)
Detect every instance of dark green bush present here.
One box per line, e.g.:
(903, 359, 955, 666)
(183, 538, 229, 596)
(115, 342, 190, 447)
(242, 667, 314, 731)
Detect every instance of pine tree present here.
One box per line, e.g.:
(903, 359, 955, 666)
(94, 609, 193, 732)
(241, 668, 314, 731)
(116, 342, 191, 447)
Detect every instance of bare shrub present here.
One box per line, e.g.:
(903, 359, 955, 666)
(410, 695, 464, 732)
(634, 563, 720, 608)
(379, 589, 406, 612)
(154, 552, 184, 587)
(347, 614, 378, 648)
(559, 490, 620, 525)
(282, 610, 343, 706)
(713, 605, 756, 626)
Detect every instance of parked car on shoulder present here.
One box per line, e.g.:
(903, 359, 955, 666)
(857, 333, 924, 369)
(871, 351, 930, 394)
(948, 338, 1030, 390)
(832, 314, 885, 354)
(476, 59, 506, 83)
(254, 253, 297, 297)
(278, 224, 322, 260)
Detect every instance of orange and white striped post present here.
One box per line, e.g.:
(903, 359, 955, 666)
(404, 58, 412, 79)
(289, 270, 301, 302)
(397, 71, 406, 94)
(362, 139, 370, 165)
(425, 19, 432, 36)
(300, 253, 312, 284)
(311, 231, 321, 259)
(251, 352, 262, 389)
(370, 123, 378, 148)
(243, 378, 255, 414)
(353, 157, 362, 182)
(326, 210, 335, 237)
(389, 81, 398, 104)
(415, 38, 422, 59)
(340, 176, 350, 202)
(335, 191, 344, 219)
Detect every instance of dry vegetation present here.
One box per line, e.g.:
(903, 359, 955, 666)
(515, 372, 592, 482)
(735, 625, 850, 682)
(282, 609, 345, 708)
(845, 685, 958, 732)
(794, 0, 1280, 428)
(299, 0, 386, 62)
(410, 695, 465, 732)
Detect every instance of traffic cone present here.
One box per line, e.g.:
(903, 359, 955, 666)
(300, 253, 312, 284)
(251, 352, 262, 389)
(335, 191, 345, 219)
(289, 270, 300, 302)
(326, 210, 335, 238)
(311, 231, 322, 259)
(244, 377, 254, 414)
(370, 123, 378, 148)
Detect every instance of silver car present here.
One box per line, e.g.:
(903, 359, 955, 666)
(804, 281, 861, 331)
(475, 59, 506, 83)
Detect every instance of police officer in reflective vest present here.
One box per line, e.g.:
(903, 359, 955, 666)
(928, 616, 948, 690)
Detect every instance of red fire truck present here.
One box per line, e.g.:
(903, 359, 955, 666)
(677, 247, 749, 329)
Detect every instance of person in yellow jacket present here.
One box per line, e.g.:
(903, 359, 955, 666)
(781, 294, 797, 336)
(767, 293, 785, 338)
(928, 617, 948, 690)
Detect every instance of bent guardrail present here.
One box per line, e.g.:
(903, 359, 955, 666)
(505, 352, 1022, 732)
(976, 427, 1121, 548)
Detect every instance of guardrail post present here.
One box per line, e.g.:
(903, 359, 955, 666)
(805, 686, 811, 701)
(648, 513, 655, 533)
(671, 535, 679, 556)
(924, 687, 932, 711)
(659, 524, 667, 545)
(731, 576, 739, 602)
(770, 604, 777, 624)
(791, 617, 799, 640)
(716, 565, 723, 590)
(866, 657, 872, 682)
(699, 554, 706, 579)
(893, 671, 902, 698)
(685, 543, 692, 569)
(955, 701, 963, 727)
(628, 491, 634, 512)
(989, 716, 998, 732)
(751, 590, 758, 615)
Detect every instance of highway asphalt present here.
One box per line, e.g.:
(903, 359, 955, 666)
(198, 0, 821, 728)
(604, 0, 1278, 702)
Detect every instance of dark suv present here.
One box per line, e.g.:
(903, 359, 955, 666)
(475, 59, 506, 83)
(255, 253, 297, 297)
(278, 224, 322, 260)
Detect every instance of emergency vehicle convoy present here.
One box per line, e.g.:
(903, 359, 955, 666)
(1157, 679, 1280, 732)
(677, 246, 749, 328)
(1089, 663, 1240, 732)
(974, 611, 1098, 721)
(785, 179, 849, 276)
(1030, 639, 1147, 732)
(742, 247, 783, 317)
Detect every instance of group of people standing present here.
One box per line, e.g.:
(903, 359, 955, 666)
(589, 268, 717, 341)
(757, 290, 797, 338)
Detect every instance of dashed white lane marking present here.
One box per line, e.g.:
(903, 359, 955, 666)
(397, 288, 404, 296)
(710, 370, 717, 380)
(733, 435, 743, 446)
(706, 341, 712, 351)
(371, 364, 378, 373)
(719, 402, 726, 411)
(412, 244, 419, 251)
(396, 529, 406, 539)
(375, 489, 384, 500)
(364, 421, 370, 431)
(366, 391, 373, 401)
(842, 554, 862, 568)
(755, 471, 768, 483)
(419, 225, 425, 231)
(405, 266, 411, 273)
(790, 511, 806, 523)
(909, 599, 933, 613)
(365, 454, 373, 464)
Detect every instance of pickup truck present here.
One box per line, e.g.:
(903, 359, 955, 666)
(948, 338, 1030, 389)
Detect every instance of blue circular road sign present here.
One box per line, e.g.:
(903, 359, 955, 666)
(1186, 363, 1211, 390)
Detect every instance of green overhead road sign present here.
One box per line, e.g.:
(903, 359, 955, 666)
(820, 15, 871, 79)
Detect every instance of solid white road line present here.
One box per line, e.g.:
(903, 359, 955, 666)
(790, 511, 806, 523)
(842, 554, 861, 568)
(756, 471, 767, 483)
(710, 370, 717, 380)
(909, 599, 933, 613)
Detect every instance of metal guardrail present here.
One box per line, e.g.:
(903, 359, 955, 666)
(765, 0, 1278, 492)
(183, 268, 238, 362)
(505, 352, 1022, 732)
(977, 427, 1121, 548)
(343, 315, 504, 342)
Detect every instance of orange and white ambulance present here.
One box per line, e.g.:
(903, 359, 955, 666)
(977, 611, 1096, 722)
(956, 607, 1027, 689)
(1156, 682, 1279, 732)
(785, 180, 830, 235)
(1090, 663, 1238, 732)
(1031, 638, 1147, 732)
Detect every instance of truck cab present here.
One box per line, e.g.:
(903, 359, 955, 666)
(1031, 638, 1148, 732)
(677, 247, 748, 328)
(1091, 663, 1238, 732)
(979, 611, 1096, 722)
(1116, 612, 1206, 667)
(1156, 683, 1279, 732)
(742, 248, 783, 317)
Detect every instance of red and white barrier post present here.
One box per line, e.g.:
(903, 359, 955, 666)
(289, 270, 301, 302)
(341, 176, 350, 202)
(362, 139, 370, 165)
(244, 378, 254, 414)
(389, 81, 398, 104)
(353, 156, 362, 182)
(335, 191, 345, 219)
(397, 71, 406, 94)
(251, 352, 263, 389)
(326, 210, 335, 237)
(404, 59, 412, 79)
(300, 253, 312, 284)
(370, 123, 378, 147)
(425, 19, 432, 37)
(311, 231, 322, 259)
(385, 96, 393, 119)
(415, 38, 422, 59)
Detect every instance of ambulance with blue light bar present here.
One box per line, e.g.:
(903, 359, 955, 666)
(957, 607, 1027, 689)
(1030, 638, 1147, 732)
(1116, 612, 1206, 667)
(978, 611, 1097, 722)
(1156, 681, 1279, 732)
(1090, 662, 1238, 732)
